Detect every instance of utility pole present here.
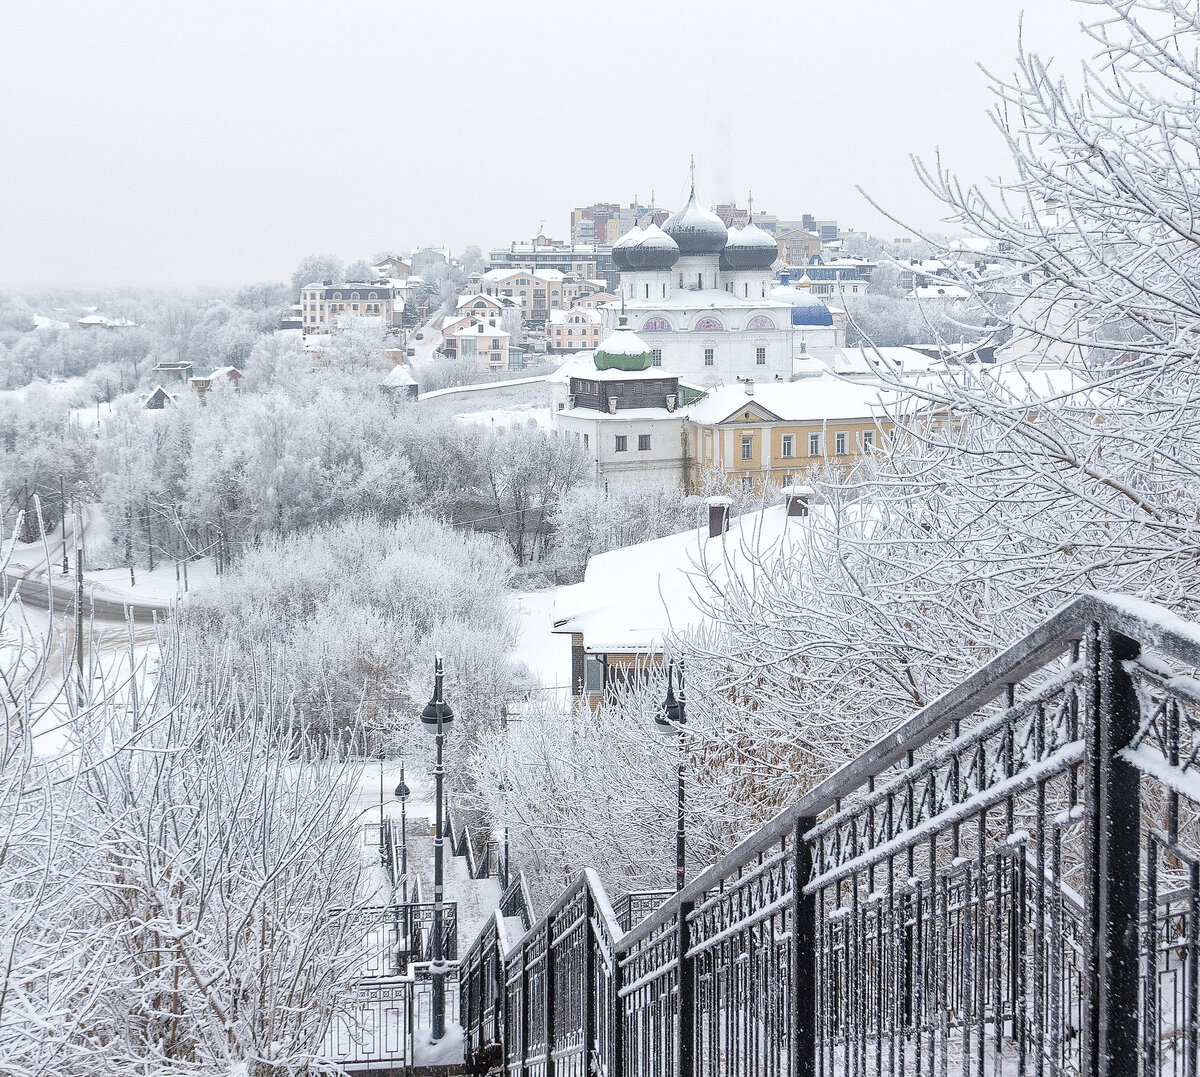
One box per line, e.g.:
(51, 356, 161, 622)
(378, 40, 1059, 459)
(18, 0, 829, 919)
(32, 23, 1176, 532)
(59, 477, 68, 575)
(73, 501, 84, 699)
(145, 496, 154, 573)
(125, 503, 135, 587)
(420, 655, 454, 1042)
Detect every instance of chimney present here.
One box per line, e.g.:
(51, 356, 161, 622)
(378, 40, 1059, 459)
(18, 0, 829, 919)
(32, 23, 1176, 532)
(705, 496, 733, 539)
(783, 484, 813, 518)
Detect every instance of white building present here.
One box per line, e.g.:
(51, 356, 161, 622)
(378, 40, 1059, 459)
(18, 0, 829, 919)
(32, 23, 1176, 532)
(608, 183, 846, 384)
(551, 320, 691, 489)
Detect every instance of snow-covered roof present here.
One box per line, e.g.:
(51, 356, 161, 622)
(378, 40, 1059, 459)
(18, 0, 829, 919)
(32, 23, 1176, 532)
(33, 314, 70, 331)
(453, 322, 509, 339)
(383, 364, 417, 387)
(482, 267, 565, 283)
(684, 375, 895, 425)
(549, 308, 602, 325)
(625, 289, 791, 313)
(552, 503, 810, 654)
(907, 285, 971, 301)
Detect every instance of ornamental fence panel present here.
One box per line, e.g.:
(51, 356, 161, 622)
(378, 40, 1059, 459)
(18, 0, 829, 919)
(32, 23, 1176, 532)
(460, 594, 1200, 1077)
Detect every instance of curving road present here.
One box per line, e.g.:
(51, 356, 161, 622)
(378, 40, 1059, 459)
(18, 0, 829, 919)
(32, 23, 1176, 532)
(5, 569, 169, 624)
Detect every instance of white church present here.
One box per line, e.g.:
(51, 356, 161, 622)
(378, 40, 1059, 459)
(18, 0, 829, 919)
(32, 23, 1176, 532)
(607, 181, 846, 384)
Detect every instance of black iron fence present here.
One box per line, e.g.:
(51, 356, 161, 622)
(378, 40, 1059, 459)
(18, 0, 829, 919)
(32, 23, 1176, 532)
(459, 593, 1200, 1076)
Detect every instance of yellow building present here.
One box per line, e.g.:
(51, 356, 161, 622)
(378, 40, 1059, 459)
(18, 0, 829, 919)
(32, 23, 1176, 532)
(685, 376, 896, 494)
(473, 268, 566, 322)
(300, 281, 395, 337)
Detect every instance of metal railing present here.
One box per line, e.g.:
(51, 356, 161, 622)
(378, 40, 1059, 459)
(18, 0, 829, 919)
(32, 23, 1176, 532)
(446, 802, 509, 886)
(458, 592, 1200, 1077)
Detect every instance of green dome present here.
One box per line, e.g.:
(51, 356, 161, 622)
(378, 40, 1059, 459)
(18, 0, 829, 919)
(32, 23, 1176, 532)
(593, 316, 654, 371)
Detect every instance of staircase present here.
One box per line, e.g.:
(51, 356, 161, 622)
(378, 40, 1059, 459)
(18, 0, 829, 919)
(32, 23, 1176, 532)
(458, 592, 1200, 1077)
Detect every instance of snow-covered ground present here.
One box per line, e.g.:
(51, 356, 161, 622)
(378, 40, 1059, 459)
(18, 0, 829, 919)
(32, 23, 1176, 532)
(453, 402, 551, 429)
(512, 588, 572, 703)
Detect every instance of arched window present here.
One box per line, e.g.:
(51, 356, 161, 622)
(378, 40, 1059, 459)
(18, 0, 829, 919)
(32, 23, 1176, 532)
(694, 315, 724, 331)
(351, 292, 360, 300)
(746, 315, 776, 331)
(369, 292, 378, 299)
(642, 316, 670, 331)
(333, 292, 342, 300)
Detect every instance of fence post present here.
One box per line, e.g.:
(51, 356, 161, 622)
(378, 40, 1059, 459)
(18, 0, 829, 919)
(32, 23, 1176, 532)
(1084, 626, 1141, 1077)
(612, 938, 625, 1077)
(545, 915, 556, 1077)
(677, 900, 695, 1077)
(583, 886, 596, 1073)
(793, 816, 818, 1077)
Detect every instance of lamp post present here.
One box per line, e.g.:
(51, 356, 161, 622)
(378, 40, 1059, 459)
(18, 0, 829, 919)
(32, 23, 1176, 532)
(393, 768, 411, 976)
(420, 654, 453, 1042)
(498, 778, 511, 891)
(395, 767, 410, 904)
(656, 659, 686, 893)
(378, 739, 387, 865)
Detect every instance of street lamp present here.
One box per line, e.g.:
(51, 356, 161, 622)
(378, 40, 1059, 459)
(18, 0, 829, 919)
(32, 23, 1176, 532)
(420, 654, 454, 1042)
(497, 779, 511, 891)
(656, 659, 686, 893)
(394, 768, 410, 904)
(393, 767, 411, 977)
(378, 739, 387, 865)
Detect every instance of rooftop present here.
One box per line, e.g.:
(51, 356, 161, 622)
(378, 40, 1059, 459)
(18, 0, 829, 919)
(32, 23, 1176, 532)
(552, 503, 811, 654)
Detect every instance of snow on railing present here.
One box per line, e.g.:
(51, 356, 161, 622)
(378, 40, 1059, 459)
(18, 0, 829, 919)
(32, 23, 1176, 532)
(458, 592, 1200, 1077)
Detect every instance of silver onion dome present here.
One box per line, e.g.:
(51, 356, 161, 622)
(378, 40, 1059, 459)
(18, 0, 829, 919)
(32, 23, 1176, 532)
(662, 190, 727, 256)
(627, 223, 680, 271)
(611, 225, 643, 272)
(720, 220, 778, 271)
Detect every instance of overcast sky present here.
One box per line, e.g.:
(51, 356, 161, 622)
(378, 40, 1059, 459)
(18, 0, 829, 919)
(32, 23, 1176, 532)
(0, 1, 1098, 288)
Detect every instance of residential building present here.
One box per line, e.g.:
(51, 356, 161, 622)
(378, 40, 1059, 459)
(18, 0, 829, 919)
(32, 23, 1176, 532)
(547, 308, 603, 352)
(774, 228, 823, 266)
(490, 237, 616, 290)
(452, 321, 511, 372)
(410, 247, 450, 274)
(371, 255, 412, 279)
(300, 280, 395, 337)
(571, 289, 619, 310)
(552, 491, 813, 700)
(143, 385, 177, 410)
(189, 366, 244, 396)
(791, 256, 870, 302)
(685, 376, 894, 495)
(472, 268, 566, 323)
(76, 313, 137, 329)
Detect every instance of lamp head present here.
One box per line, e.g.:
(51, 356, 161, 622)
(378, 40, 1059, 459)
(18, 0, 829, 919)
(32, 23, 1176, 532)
(395, 779, 410, 801)
(656, 660, 685, 732)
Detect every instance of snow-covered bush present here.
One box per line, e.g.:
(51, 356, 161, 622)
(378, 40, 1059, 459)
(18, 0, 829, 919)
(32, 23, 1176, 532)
(0, 583, 371, 1074)
(175, 515, 528, 755)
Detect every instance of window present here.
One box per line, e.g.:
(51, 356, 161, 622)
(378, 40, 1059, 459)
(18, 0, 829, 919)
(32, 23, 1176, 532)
(644, 284, 649, 298)
(781, 435, 795, 458)
(584, 655, 604, 694)
(615, 435, 628, 452)
(652, 349, 662, 367)
(742, 476, 753, 493)
(741, 435, 753, 462)
(638, 434, 651, 451)
(809, 433, 821, 456)
(863, 430, 874, 450)
(704, 348, 715, 366)
(756, 347, 766, 365)
(835, 432, 847, 455)
(583, 433, 589, 448)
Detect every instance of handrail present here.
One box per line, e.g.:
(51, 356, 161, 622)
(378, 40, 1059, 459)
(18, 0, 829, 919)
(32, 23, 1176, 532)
(620, 592, 1095, 948)
(461, 590, 1200, 1077)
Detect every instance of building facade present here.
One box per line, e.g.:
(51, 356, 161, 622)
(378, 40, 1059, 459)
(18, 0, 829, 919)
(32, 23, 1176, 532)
(547, 308, 603, 352)
(300, 281, 395, 337)
(685, 377, 892, 494)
